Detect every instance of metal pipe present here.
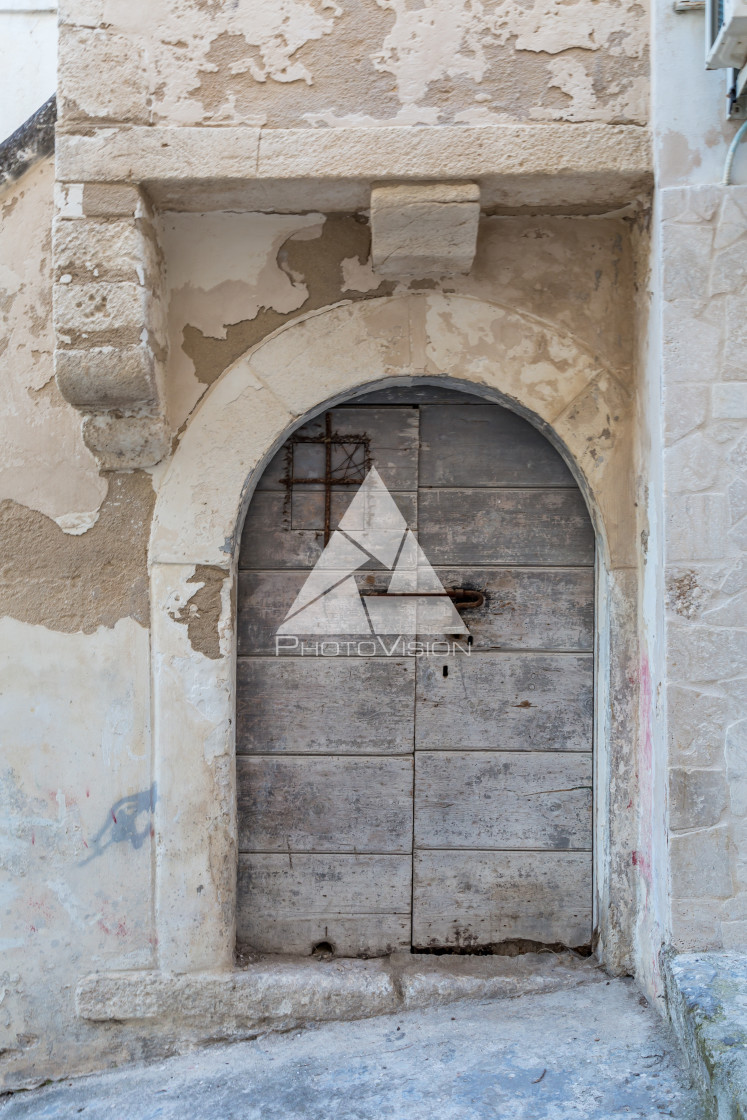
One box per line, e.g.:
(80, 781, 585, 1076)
(723, 118, 747, 183)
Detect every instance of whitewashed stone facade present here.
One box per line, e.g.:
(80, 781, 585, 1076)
(0, 0, 746, 1090)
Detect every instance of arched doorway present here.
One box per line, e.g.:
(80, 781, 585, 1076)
(235, 382, 595, 957)
(148, 293, 637, 977)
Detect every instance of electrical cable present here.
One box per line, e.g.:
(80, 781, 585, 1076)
(723, 117, 747, 184)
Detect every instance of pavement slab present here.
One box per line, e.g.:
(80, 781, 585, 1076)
(0, 976, 703, 1120)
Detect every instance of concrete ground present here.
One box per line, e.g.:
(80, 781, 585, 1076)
(1, 977, 703, 1120)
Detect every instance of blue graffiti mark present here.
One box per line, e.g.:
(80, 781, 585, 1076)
(79, 783, 157, 865)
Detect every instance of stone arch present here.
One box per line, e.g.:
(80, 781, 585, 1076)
(149, 293, 637, 974)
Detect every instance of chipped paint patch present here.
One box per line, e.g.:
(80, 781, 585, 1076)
(59, 0, 648, 129)
(164, 214, 395, 429)
(161, 212, 324, 425)
(169, 565, 227, 660)
(0, 473, 155, 634)
(54, 508, 102, 535)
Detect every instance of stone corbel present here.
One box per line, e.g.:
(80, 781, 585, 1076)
(370, 181, 481, 279)
(53, 183, 169, 470)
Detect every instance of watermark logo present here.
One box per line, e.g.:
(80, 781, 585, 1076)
(275, 467, 470, 657)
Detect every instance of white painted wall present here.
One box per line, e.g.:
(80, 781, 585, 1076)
(0, 0, 57, 142)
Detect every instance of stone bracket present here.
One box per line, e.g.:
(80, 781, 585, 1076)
(370, 181, 480, 279)
(53, 183, 169, 470)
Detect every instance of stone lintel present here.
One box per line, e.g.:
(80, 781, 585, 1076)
(55, 124, 653, 214)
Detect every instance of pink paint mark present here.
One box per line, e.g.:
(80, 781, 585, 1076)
(116, 920, 128, 939)
(111, 810, 117, 824)
(29, 925, 36, 933)
(82, 839, 88, 849)
(31, 832, 35, 846)
(640, 655, 653, 769)
(86, 789, 90, 798)
(28, 897, 52, 919)
(636, 654, 655, 891)
(98, 919, 111, 936)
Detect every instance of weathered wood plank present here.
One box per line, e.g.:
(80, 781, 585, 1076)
(348, 385, 479, 405)
(238, 568, 593, 654)
(427, 566, 594, 650)
(237, 853, 411, 956)
(416, 653, 593, 751)
(238, 571, 306, 655)
(238, 570, 430, 655)
(237, 657, 415, 754)
(419, 404, 575, 488)
(418, 488, 594, 566)
(412, 850, 592, 949)
(290, 489, 416, 534)
(237, 756, 414, 853)
(240, 494, 321, 571)
(239, 491, 416, 570)
(255, 406, 419, 492)
(236, 397, 596, 956)
(414, 751, 592, 851)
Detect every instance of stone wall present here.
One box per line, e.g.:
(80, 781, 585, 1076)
(0, 157, 155, 1084)
(57, 0, 648, 130)
(10, 0, 747, 1092)
(661, 186, 747, 952)
(0, 139, 644, 1083)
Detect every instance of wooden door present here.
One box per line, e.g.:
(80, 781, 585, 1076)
(236, 386, 594, 957)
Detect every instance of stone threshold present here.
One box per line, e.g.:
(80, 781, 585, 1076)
(77, 951, 605, 1036)
(663, 950, 747, 1119)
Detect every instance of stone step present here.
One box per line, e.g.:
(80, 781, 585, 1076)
(76, 951, 604, 1039)
(663, 950, 747, 1119)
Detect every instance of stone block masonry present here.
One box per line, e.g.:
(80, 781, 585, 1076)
(53, 183, 169, 469)
(662, 185, 747, 952)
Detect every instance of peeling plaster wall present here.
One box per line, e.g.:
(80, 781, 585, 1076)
(12, 0, 739, 1095)
(161, 210, 635, 434)
(1, 185, 644, 1085)
(0, 160, 164, 1086)
(57, 0, 648, 131)
(4, 0, 744, 1086)
(0, 616, 154, 1084)
(0, 158, 106, 532)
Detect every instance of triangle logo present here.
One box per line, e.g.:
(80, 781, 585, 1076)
(277, 467, 468, 637)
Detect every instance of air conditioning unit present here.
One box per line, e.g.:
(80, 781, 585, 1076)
(707, 0, 747, 68)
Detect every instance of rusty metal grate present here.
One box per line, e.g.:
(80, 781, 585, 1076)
(281, 412, 372, 544)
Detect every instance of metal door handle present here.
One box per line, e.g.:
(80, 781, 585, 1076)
(360, 588, 484, 609)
